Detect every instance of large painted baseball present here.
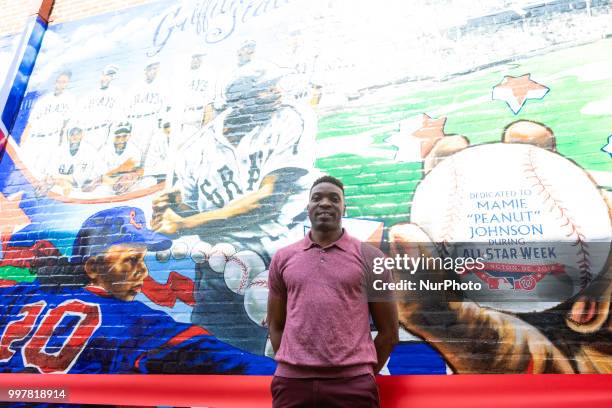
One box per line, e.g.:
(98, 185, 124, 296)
(411, 143, 611, 312)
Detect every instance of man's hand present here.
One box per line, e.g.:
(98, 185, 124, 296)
(369, 302, 399, 374)
(152, 207, 185, 234)
(152, 188, 183, 220)
(112, 173, 139, 194)
(53, 176, 74, 196)
(81, 177, 102, 193)
(33, 176, 56, 197)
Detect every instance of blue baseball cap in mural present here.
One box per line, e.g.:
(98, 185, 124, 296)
(72, 206, 171, 261)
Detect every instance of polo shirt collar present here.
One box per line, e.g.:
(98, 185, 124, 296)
(302, 228, 350, 251)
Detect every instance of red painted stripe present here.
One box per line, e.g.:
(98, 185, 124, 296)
(0, 279, 17, 287)
(141, 272, 196, 308)
(134, 326, 210, 371)
(162, 325, 210, 347)
(0, 374, 610, 407)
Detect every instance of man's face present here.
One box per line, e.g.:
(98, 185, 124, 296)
(114, 131, 130, 152)
(93, 245, 148, 301)
(68, 130, 83, 145)
(100, 73, 113, 89)
(145, 65, 159, 83)
(55, 74, 70, 95)
(238, 46, 254, 66)
(191, 56, 202, 70)
(308, 182, 345, 232)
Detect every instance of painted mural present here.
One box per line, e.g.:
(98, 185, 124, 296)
(0, 0, 611, 375)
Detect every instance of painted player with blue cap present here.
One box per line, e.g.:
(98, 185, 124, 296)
(70, 206, 171, 301)
(0, 206, 277, 374)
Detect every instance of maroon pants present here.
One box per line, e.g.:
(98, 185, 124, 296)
(271, 374, 380, 408)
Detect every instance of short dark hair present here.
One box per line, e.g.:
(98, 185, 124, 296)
(310, 175, 344, 195)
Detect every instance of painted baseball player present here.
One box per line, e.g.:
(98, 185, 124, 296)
(100, 122, 145, 195)
(212, 40, 281, 112)
(180, 53, 216, 138)
(80, 64, 122, 152)
(20, 70, 76, 174)
(125, 61, 171, 159)
(279, 30, 322, 106)
(0, 207, 276, 374)
(152, 73, 317, 354)
(45, 125, 102, 195)
(143, 121, 171, 181)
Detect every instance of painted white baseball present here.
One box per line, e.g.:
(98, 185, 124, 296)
(208, 243, 236, 273)
(190, 241, 212, 264)
(170, 241, 188, 260)
(155, 249, 171, 263)
(411, 143, 611, 313)
(244, 270, 269, 327)
(224, 250, 266, 295)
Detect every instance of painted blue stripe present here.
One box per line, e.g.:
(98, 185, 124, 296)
(1, 16, 47, 133)
(387, 342, 447, 374)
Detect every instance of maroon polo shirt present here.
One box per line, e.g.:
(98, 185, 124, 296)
(268, 229, 392, 378)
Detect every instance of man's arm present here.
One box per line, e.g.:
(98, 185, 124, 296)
(369, 301, 399, 374)
(267, 295, 287, 353)
(103, 158, 143, 181)
(152, 168, 308, 234)
(266, 253, 287, 354)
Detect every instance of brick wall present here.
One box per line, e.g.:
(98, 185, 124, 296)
(49, 0, 156, 24)
(0, 0, 40, 35)
(0, 0, 155, 35)
(0, 0, 611, 378)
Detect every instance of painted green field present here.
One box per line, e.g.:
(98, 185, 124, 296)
(316, 39, 612, 225)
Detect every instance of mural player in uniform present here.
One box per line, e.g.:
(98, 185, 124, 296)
(267, 176, 398, 408)
(20, 70, 76, 175)
(45, 124, 102, 195)
(151, 72, 316, 354)
(80, 64, 122, 152)
(0, 207, 276, 374)
(100, 121, 145, 195)
(125, 61, 170, 158)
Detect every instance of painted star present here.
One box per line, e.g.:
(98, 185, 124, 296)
(492, 74, 549, 114)
(602, 135, 612, 158)
(386, 113, 447, 162)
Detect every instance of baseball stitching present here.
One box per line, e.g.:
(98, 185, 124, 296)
(523, 148, 592, 287)
(248, 279, 268, 288)
(229, 255, 250, 294)
(437, 156, 462, 256)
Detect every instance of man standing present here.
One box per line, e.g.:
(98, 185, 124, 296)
(126, 62, 170, 157)
(46, 124, 101, 195)
(101, 121, 144, 195)
(267, 175, 398, 408)
(180, 53, 215, 138)
(20, 70, 76, 174)
(80, 64, 122, 152)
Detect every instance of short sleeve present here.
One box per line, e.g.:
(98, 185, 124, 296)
(267, 252, 287, 300)
(361, 242, 395, 302)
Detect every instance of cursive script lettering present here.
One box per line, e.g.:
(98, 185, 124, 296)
(150, 0, 291, 56)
